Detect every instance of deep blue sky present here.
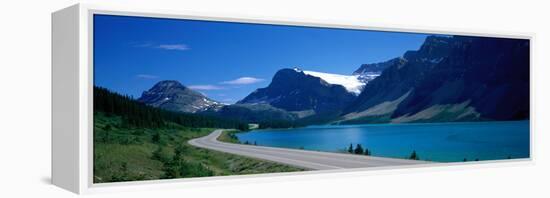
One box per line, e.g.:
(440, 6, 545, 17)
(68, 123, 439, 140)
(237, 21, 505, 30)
(94, 14, 433, 103)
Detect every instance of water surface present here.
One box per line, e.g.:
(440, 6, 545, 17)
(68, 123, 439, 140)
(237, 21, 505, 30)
(236, 121, 530, 162)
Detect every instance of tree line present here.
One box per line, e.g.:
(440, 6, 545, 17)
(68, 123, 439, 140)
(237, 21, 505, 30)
(347, 143, 371, 155)
(257, 119, 303, 129)
(94, 86, 248, 130)
(347, 143, 420, 160)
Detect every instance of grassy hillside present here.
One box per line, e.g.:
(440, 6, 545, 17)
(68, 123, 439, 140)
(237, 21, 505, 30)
(94, 113, 304, 183)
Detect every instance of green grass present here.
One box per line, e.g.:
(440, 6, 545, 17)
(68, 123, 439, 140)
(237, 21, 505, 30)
(94, 113, 305, 183)
(217, 130, 241, 144)
(218, 130, 262, 145)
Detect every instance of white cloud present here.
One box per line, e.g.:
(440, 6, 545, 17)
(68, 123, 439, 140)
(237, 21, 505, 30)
(188, 85, 224, 90)
(136, 74, 159, 79)
(157, 44, 189, 51)
(221, 77, 264, 85)
(133, 42, 190, 51)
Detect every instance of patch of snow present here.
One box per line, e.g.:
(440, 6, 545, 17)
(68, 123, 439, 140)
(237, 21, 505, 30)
(421, 57, 444, 64)
(361, 72, 381, 77)
(358, 72, 381, 82)
(303, 70, 366, 95)
(290, 90, 300, 95)
(430, 57, 444, 64)
(201, 98, 220, 105)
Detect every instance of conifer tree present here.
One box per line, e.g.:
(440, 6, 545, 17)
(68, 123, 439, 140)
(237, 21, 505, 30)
(409, 150, 419, 160)
(354, 144, 364, 154)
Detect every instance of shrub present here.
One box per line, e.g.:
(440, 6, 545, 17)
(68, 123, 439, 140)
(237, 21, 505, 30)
(162, 155, 213, 178)
(174, 144, 188, 158)
(152, 132, 161, 143)
(409, 150, 419, 160)
(152, 146, 172, 163)
(354, 144, 364, 154)
(364, 148, 371, 156)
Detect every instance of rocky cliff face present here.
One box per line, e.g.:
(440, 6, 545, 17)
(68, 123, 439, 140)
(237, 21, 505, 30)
(353, 57, 406, 77)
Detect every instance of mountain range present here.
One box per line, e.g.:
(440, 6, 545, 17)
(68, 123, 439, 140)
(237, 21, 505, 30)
(137, 35, 530, 125)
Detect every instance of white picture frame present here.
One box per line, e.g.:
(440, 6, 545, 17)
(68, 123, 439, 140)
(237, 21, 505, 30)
(52, 3, 534, 194)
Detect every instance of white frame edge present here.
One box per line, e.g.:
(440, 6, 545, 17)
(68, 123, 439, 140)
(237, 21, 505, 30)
(52, 4, 91, 194)
(51, 3, 535, 194)
(52, 4, 80, 194)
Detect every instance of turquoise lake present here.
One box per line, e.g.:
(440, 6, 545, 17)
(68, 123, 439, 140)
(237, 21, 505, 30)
(235, 121, 530, 162)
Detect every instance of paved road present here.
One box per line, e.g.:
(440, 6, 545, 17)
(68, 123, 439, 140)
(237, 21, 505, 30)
(188, 129, 431, 170)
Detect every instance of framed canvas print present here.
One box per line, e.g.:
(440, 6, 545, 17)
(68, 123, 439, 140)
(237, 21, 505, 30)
(52, 4, 533, 194)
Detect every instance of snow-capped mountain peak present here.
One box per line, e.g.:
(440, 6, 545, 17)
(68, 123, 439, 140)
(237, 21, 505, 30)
(302, 70, 365, 95)
(138, 80, 224, 113)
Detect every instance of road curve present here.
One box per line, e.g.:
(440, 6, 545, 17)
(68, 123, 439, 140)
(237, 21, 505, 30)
(188, 129, 431, 170)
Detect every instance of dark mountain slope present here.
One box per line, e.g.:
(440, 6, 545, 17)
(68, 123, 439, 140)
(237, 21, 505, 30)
(343, 36, 529, 123)
(238, 68, 357, 114)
